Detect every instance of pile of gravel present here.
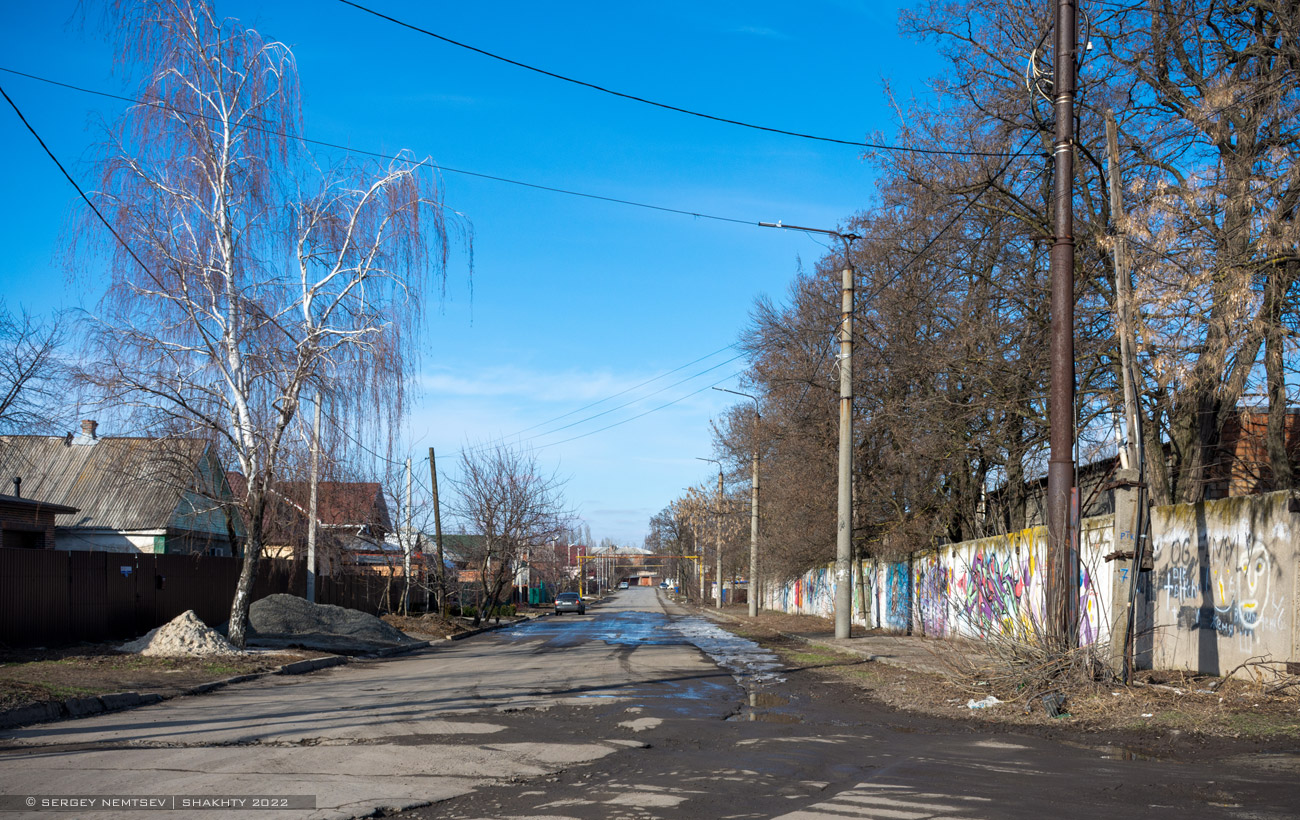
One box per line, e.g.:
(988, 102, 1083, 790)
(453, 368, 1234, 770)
(247, 594, 414, 652)
(120, 610, 244, 657)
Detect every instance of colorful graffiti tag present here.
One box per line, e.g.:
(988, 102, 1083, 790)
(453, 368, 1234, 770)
(913, 555, 949, 637)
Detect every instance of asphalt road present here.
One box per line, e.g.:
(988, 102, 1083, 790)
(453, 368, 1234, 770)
(2, 587, 1298, 820)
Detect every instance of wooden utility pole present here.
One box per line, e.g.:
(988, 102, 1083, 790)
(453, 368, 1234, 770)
(403, 456, 412, 615)
(306, 389, 321, 604)
(1047, 0, 1080, 649)
(428, 447, 448, 617)
(1106, 111, 1148, 681)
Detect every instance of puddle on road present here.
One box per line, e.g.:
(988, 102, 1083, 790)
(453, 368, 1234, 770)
(503, 612, 785, 686)
(726, 690, 803, 724)
(1059, 739, 1161, 761)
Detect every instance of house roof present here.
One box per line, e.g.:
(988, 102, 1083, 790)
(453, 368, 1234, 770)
(0, 492, 79, 515)
(436, 534, 486, 562)
(226, 474, 393, 545)
(0, 435, 224, 530)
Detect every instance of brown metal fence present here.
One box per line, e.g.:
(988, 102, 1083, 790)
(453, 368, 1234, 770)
(0, 548, 426, 648)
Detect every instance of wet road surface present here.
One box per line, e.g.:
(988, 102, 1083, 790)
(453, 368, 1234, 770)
(1, 587, 1297, 819)
(397, 587, 1300, 820)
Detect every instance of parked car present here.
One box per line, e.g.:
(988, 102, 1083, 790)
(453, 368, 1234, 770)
(554, 592, 585, 615)
(618, 581, 629, 590)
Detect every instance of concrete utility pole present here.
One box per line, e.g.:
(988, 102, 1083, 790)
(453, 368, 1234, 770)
(1046, 0, 1080, 649)
(698, 457, 724, 608)
(715, 387, 761, 617)
(306, 389, 322, 604)
(760, 221, 859, 639)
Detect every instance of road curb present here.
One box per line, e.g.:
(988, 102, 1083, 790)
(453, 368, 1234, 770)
(0, 653, 349, 732)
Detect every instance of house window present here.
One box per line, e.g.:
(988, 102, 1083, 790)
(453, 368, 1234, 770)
(3, 529, 45, 549)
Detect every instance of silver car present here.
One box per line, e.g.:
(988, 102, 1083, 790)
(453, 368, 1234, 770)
(554, 592, 585, 616)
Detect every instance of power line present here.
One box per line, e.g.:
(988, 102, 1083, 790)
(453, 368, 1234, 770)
(334, 0, 1017, 159)
(537, 370, 745, 451)
(527, 352, 748, 440)
(506, 343, 739, 437)
(0, 66, 755, 228)
(0, 82, 151, 278)
(0, 66, 988, 241)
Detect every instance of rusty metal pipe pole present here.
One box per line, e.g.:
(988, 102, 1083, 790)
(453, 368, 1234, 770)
(1047, 0, 1079, 648)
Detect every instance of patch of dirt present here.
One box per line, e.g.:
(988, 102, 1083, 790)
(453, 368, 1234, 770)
(711, 607, 1300, 761)
(381, 612, 472, 640)
(0, 644, 325, 713)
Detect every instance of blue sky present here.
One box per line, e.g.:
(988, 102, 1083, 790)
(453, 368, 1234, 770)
(0, 1, 940, 545)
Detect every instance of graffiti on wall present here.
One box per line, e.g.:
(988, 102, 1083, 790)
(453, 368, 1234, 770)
(913, 555, 949, 637)
(885, 562, 910, 631)
(1157, 528, 1285, 643)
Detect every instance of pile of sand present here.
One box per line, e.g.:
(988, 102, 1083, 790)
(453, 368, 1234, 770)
(120, 610, 244, 657)
(246, 594, 414, 652)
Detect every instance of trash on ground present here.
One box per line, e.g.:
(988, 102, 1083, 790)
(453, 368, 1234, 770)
(966, 695, 1002, 709)
(1042, 691, 1068, 718)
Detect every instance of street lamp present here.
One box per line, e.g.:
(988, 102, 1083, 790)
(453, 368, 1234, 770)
(714, 387, 761, 618)
(760, 221, 859, 639)
(696, 456, 724, 610)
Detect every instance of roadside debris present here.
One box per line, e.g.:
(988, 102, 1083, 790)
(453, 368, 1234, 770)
(966, 695, 1001, 709)
(1041, 692, 1069, 718)
(120, 610, 244, 657)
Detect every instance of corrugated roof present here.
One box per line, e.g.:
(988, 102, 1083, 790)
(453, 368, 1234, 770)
(0, 435, 223, 531)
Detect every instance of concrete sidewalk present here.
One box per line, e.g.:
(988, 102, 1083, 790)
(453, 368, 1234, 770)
(698, 607, 980, 677)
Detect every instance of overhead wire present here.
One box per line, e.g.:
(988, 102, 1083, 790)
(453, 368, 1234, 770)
(0, 82, 151, 278)
(334, 0, 1017, 158)
(0, 66, 985, 243)
(504, 343, 739, 437)
(536, 370, 746, 451)
(523, 351, 748, 441)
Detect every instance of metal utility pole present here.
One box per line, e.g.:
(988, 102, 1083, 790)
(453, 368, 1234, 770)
(428, 448, 447, 617)
(760, 221, 859, 639)
(715, 387, 761, 617)
(1047, 0, 1080, 649)
(306, 389, 322, 604)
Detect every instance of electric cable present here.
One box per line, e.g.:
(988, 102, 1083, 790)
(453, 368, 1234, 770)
(0, 66, 989, 240)
(334, 0, 1017, 158)
(505, 343, 738, 436)
(536, 370, 746, 451)
(0, 83, 151, 278)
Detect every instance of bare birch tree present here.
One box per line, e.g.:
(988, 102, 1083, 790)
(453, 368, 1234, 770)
(72, 0, 460, 646)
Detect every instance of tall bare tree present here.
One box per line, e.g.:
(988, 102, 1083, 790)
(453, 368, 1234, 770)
(73, 0, 460, 645)
(448, 443, 570, 624)
(0, 301, 67, 435)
